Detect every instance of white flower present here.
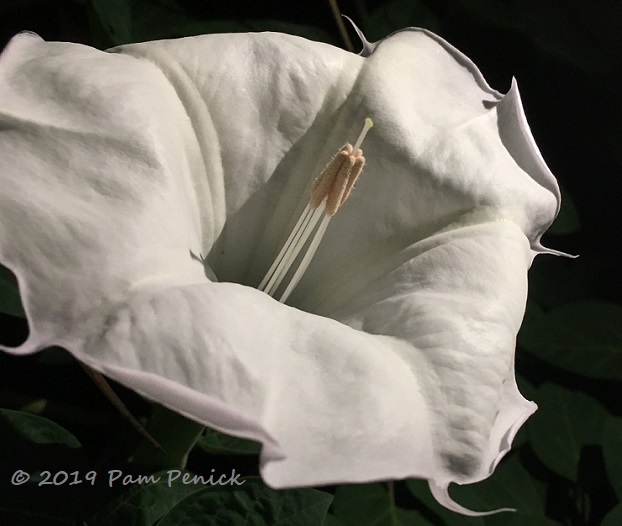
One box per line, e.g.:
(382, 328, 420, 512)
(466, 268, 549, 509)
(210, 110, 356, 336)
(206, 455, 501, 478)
(0, 27, 563, 515)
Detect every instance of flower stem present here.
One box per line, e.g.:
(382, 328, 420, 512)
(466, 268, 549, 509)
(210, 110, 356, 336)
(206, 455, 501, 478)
(327, 0, 355, 52)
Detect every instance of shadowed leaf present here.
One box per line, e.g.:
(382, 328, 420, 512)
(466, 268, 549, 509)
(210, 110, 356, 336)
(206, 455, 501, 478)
(158, 478, 333, 526)
(527, 384, 607, 480)
(518, 301, 622, 381)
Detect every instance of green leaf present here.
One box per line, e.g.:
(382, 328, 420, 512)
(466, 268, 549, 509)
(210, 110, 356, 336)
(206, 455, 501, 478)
(513, 375, 537, 449)
(527, 384, 607, 481)
(526, 258, 591, 310)
(0, 409, 88, 523)
(88, 469, 204, 526)
(0, 408, 84, 472)
(331, 483, 431, 526)
(132, 405, 204, 470)
(364, 0, 439, 41)
(322, 514, 347, 526)
(602, 504, 622, 526)
(547, 185, 580, 235)
(602, 416, 622, 499)
(491, 516, 558, 526)
(0, 407, 80, 445)
(518, 301, 622, 381)
(0, 263, 25, 318)
(158, 478, 333, 526)
(196, 427, 261, 456)
(395, 508, 433, 525)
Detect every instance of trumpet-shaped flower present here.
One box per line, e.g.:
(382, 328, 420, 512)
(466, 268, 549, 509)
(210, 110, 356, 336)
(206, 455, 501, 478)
(0, 27, 563, 514)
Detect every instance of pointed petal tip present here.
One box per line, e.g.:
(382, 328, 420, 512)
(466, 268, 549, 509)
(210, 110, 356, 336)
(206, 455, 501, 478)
(341, 15, 376, 56)
(429, 481, 516, 516)
(532, 242, 579, 259)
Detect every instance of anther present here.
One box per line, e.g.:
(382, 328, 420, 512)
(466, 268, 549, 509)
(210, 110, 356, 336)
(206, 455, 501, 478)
(259, 117, 373, 303)
(339, 155, 365, 206)
(309, 146, 352, 209)
(310, 145, 366, 216)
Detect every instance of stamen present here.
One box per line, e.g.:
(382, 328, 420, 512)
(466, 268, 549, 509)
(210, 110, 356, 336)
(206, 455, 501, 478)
(309, 145, 352, 209)
(258, 206, 313, 291)
(353, 117, 374, 150)
(259, 118, 373, 302)
(279, 214, 331, 303)
(264, 204, 325, 296)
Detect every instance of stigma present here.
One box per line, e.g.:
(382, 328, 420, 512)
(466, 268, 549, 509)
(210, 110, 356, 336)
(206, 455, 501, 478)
(259, 118, 373, 303)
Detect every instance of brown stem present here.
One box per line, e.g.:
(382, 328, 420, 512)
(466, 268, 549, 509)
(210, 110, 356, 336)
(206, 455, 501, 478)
(327, 0, 355, 52)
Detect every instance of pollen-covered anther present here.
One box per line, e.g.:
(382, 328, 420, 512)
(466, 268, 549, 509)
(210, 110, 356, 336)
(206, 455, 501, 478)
(310, 145, 365, 216)
(338, 152, 365, 208)
(309, 144, 352, 209)
(325, 150, 365, 215)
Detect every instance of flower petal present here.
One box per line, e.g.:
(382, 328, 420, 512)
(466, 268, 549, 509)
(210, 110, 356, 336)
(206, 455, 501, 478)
(0, 28, 560, 514)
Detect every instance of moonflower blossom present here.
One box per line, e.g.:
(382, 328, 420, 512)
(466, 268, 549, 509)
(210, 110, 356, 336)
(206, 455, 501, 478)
(0, 26, 564, 515)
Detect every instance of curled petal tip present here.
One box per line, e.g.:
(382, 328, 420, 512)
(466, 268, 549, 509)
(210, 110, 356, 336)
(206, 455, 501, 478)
(532, 242, 579, 259)
(429, 481, 516, 516)
(342, 15, 376, 56)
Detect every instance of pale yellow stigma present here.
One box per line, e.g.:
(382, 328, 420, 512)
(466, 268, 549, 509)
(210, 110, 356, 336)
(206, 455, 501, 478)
(259, 118, 373, 303)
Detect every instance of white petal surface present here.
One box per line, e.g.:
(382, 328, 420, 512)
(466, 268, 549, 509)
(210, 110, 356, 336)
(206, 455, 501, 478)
(0, 28, 560, 513)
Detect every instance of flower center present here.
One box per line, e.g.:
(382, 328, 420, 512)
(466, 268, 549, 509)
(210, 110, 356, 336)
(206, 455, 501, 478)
(259, 118, 373, 303)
